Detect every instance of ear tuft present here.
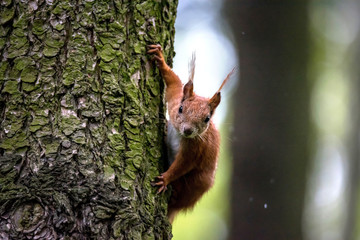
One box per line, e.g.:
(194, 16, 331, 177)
(188, 52, 196, 82)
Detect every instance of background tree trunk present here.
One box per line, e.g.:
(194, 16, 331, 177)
(344, 1, 360, 238)
(224, 1, 310, 239)
(0, 0, 177, 239)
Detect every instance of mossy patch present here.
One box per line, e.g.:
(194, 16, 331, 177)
(99, 44, 116, 62)
(14, 57, 34, 71)
(2, 80, 19, 94)
(7, 42, 29, 58)
(45, 141, 60, 154)
(22, 82, 38, 92)
(21, 66, 37, 83)
(119, 175, 134, 190)
(0, 61, 9, 80)
(30, 115, 49, 127)
(0, 132, 29, 150)
(60, 116, 83, 136)
(43, 46, 60, 57)
(108, 133, 125, 153)
(103, 165, 115, 182)
(0, 7, 15, 25)
(32, 19, 47, 35)
(63, 69, 83, 86)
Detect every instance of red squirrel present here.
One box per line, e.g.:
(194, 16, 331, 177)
(147, 44, 234, 223)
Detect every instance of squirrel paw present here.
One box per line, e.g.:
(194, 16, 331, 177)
(147, 44, 165, 67)
(154, 174, 168, 194)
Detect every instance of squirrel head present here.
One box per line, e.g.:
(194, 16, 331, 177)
(170, 67, 235, 138)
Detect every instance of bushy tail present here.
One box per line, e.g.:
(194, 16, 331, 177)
(168, 207, 180, 224)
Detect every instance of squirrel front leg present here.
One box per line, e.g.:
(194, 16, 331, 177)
(155, 148, 196, 193)
(147, 44, 183, 103)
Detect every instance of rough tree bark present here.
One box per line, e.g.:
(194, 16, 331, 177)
(0, 0, 177, 239)
(224, 1, 310, 239)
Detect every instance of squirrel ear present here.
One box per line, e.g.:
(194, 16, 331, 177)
(183, 80, 194, 100)
(209, 92, 221, 111)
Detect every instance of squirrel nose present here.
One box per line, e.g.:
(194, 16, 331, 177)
(183, 127, 193, 136)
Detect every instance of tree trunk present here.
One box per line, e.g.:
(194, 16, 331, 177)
(224, 1, 310, 239)
(0, 0, 177, 239)
(343, 3, 360, 238)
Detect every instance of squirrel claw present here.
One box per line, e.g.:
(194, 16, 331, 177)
(157, 184, 167, 194)
(154, 174, 167, 193)
(147, 44, 165, 68)
(154, 181, 164, 186)
(147, 44, 162, 50)
(147, 45, 162, 55)
(156, 175, 164, 180)
(147, 48, 159, 54)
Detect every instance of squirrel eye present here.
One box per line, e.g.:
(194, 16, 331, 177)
(179, 106, 183, 113)
(204, 115, 210, 123)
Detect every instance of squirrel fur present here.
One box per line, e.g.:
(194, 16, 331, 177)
(147, 44, 234, 223)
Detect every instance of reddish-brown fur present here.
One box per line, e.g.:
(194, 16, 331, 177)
(147, 44, 233, 223)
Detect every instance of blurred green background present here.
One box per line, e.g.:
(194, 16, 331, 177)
(171, 0, 360, 239)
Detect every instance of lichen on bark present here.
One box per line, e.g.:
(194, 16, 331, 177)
(0, 0, 177, 239)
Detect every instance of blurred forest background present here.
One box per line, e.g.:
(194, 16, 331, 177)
(171, 0, 360, 240)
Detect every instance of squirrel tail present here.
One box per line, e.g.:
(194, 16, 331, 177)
(168, 208, 180, 224)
